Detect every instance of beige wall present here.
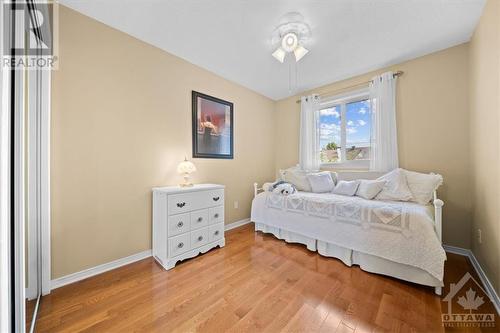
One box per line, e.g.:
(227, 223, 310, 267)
(274, 44, 472, 249)
(469, 0, 500, 293)
(51, 7, 275, 278)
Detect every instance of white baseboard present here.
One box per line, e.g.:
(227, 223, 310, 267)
(51, 250, 152, 290)
(443, 245, 499, 314)
(443, 244, 470, 257)
(224, 218, 252, 231)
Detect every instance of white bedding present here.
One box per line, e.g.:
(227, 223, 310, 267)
(251, 191, 446, 282)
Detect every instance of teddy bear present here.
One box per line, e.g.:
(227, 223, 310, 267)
(271, 181, 297, 195)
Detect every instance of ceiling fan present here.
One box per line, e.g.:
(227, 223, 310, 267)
(271, 12, 311, 63)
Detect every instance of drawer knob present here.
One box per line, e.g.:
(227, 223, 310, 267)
(198, 236, 203, 241)
(213, 196, 220, 202)
(197, 217, 203, 222)
(178, 242, 184, 248)
(177, 221, 184, 228)
(177, 202, 186, 208)
(214, 230, 219, 236)
(214, 213, 219, 218)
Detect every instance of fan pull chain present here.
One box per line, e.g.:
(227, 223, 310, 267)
(288, 60, 292, 93)
(295, 62, 299, 91)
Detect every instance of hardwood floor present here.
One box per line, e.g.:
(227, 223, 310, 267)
(35, 224, 498, 333)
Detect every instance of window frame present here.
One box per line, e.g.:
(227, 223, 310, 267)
(319, 88, 371, 170)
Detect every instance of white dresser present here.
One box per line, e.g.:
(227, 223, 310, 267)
(152, 184, 225, 270)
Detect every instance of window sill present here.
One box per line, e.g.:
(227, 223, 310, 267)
(320, 160, 370, 171)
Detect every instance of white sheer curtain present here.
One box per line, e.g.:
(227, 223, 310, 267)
(369, 71, 399, 172)
(299, 94, 321, 171)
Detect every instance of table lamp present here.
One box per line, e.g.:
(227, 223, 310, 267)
(177, 157, 197, 187)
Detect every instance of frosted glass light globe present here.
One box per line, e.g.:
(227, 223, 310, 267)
(281, 32, 298, 52)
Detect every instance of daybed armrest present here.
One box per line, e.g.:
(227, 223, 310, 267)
(433, 191, 444, 243)
(433, 191, 444, 296)
(254, 182, 273, 197)
(253, 183, 261, 197)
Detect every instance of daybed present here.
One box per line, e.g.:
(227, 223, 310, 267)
(251, 171, 446, 295)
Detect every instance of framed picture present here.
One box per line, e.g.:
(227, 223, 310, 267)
(192, 91, 234, 159)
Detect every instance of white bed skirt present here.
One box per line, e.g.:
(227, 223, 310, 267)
(255, 222, 442, 287)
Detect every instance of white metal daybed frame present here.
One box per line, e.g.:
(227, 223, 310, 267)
(253, 174, 444, 295)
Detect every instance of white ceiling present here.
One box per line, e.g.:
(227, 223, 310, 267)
(60, 0, 486, 100)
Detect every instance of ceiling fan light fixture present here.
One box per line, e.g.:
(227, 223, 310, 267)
(293, 45, 309, 61)
(272, 47, 286, 63)
(271, 13, 311, 63)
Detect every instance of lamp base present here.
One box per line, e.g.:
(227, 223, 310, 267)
(179, 173, 193, 187)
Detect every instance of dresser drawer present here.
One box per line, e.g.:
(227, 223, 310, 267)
(190, 209, 208, 230)
(207, 189, 224, 206)
(167, 213, 190, 236)
(167, 189, 224, 215)
(209, 206, 224, 225)
(169, 233, 190, 257)
(209, 223, 224, 243)
(190, 227, 209, 249)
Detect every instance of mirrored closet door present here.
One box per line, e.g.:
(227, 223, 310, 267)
(24, 30, 52, 333)
(7, 1, 53, 331)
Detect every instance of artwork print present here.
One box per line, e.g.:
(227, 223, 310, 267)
(192, 91, 233, 159)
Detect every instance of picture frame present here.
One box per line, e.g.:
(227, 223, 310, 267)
(192, 91, 234, 159)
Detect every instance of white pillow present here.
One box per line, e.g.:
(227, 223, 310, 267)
(375, 168, 413, 201)
(280, 167, 312, 192)
(404, 169, 443, 205)
(332, 180, 360, 196)
(307, 172, 335, 193)
(329, 171, 339, 185)
(356, 179, 386, 200)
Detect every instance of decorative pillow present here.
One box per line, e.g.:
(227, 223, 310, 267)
(280, 166, 312, 192)
(307, 172, 335, 193)
(332, 180, 360, 196)
(375, 168, 413, 201)
(404, 169, 443, 205)
(356, 179, 386, 200)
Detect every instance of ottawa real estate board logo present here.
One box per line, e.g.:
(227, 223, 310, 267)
(2, 1, 58, 69)
(442, 272, 496, 328)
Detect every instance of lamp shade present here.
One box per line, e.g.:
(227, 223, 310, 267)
(177, 159, 196, 174)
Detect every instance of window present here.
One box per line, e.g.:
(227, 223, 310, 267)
(319, 90, 371, 168)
